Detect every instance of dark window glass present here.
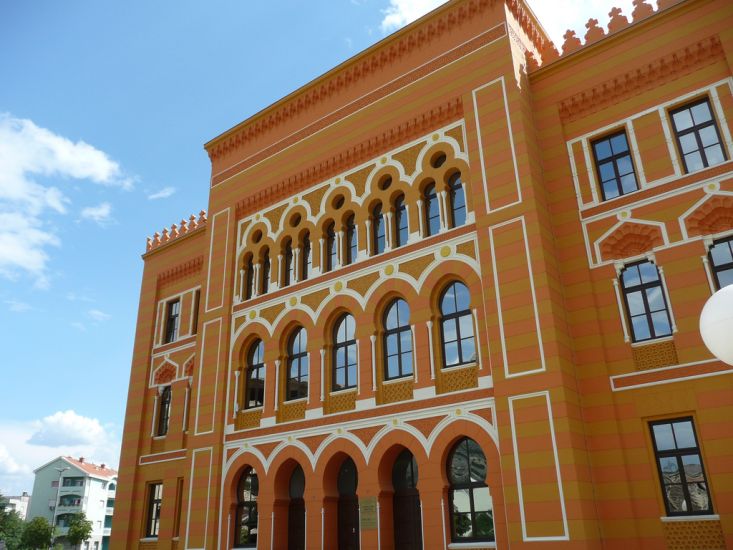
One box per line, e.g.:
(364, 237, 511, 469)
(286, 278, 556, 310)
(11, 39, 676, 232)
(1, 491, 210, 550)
(235, 469, 259, 547)
(448, 173, 467, 228)
(283, 241, 294, 287)
(245, 257, 255, 300)
(650, 418, 712, 516)
(337, 458, 358, 496)
(392, 449, 418, 491)
(383, 299, 413, 380)
(192, 290, 200, 335)
(620, 261, 673, 342)
(671, 99, 727, 173)
(394, 196, 408, 247)
(244, 340, 265, 409)
(261, 251, 270, 294)
(332, 314, 357, 391)
(289, 465, 305, 499)
(156, 386, 171, 437)
(591, 131, 639, 200)
(301, 232, 311, 281)
(709, 237, 733, 289)
(164, 299, 180, 343)
(326, 223, 337, 272)
(440, 282, 476, 368)
(448, 438, 493, 542)
(287, 328, 309, 401)
(424, 183, 440, 236)
(345, 216, 357, 265)
(146, 483, 163, 538)
(373, 204, 385, 255)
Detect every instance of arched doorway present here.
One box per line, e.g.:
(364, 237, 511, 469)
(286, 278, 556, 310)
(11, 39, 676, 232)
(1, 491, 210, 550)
(288, 465, 306, 550)
(392, 449, 422, 549)
(337, 457, 359, 550)
(234, 468, 258, 548)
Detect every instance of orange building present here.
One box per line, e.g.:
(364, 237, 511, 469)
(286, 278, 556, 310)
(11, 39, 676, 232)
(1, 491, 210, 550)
(112, 0, 733, 548)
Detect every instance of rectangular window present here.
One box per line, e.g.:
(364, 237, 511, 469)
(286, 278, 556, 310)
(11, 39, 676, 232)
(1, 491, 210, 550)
(173, 477, 184, 538)
(591, 130, 639, 200)
(145, 483, 163, 538)
(670, 98, 727, 173)
(650, 418, 712, 516)
(191, 290, 200, 335)
(620, 261, 673, 342)
(709, 236, 733, 289)
(164, 299, 180, 343)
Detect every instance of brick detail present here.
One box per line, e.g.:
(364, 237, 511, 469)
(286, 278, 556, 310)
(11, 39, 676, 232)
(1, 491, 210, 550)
(279, 400, 306, 423)
(348, 272, 381, 298)
(445, 125, 465, 152)
(456, 241, 476, 260)
(235, 409, 263, 430)
(260, 303, 285, 325)
(301, 289, 331, 312)
(392, 141, 427, 177)
(326, 390, 357, 414)
(139, 543, 158, 550)
(346, 164, 376, 197)
(632, 340, 678, 371)
(439, 365, 479, 394)
(400, 254, 434, 280)
(380, 378, 414, 404)
(303, 186, 330, 215)
(263, 203, 287, 231)
(662, 519, 726, 550)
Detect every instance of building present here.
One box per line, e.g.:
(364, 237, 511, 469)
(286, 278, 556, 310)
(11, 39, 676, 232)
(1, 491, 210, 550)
(4, 492, 30, 521)
(112, 0, 733, 548)
(28, 457, 117, 550)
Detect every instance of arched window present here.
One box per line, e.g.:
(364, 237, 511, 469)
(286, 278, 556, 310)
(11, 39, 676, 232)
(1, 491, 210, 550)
(244, 340, 265, 409)
(384, 299, 413, 380)
(156, 386, 171, 436)
(440, 282, 476, 368)
(301, 231, 311, 281)
(394, 195, 408, 247)
(345, 215, 357, 265)
(245, 256, 255, 299)
(326, 222, 337, 272)
(261, 249, 271, 294)
(235, 468, 259, 548)
(448, 438, 493, 542)
(283, 240, 294, 287)
(372, 204, 385, 255)
(424, 183, 440, 237)
(448, 172, 467, 228)
(333, 314, 357, 391)
(287, 328, 308, 401)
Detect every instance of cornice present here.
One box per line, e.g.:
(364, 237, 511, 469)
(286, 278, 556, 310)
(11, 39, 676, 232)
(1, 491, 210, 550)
(157, 256, 204, 286)
(558, 34, 723, 123)
(144, 211, 207, 255)
(233, 96, 464, 220)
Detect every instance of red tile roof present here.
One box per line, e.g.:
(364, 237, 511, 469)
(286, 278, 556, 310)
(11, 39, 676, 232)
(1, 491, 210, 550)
(63, 456, 118, 479)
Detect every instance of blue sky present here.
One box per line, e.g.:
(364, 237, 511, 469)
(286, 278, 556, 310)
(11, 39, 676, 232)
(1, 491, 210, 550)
(0, 0, 642, 494)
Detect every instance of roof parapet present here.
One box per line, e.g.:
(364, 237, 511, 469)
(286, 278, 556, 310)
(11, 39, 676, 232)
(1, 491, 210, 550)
(146, 210, 207, 253)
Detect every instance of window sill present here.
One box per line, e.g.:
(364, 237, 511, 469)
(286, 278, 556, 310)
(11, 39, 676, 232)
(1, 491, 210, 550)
(448, 542, 496, 549)
(660, 514, 719, 522)
(630, 335, 674, 348)
(382, 375, 413, 385)
(152, 435, 167, 440)
(139, 537, 158, 542)
(283, 397, 307, 404)
(442, 361, 478, 373)
(241, 406, 263, 413)
(329, 387, 357, 396)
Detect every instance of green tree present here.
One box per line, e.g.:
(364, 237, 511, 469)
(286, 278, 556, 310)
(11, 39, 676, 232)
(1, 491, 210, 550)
(65, 513, 93, 547)
(20, 517, 54, 550)
(0, 493, 24, 550)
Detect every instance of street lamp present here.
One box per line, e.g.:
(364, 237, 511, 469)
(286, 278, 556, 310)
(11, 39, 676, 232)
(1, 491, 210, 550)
(699, 285, 733, 366)
(51, 466, 70, 548)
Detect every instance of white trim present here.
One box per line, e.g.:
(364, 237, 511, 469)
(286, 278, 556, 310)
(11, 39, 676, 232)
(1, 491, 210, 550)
(612, 278, 631, 343)
(710, 86, 733, 157)
(137, 452, 187, 466)
(184, 447, 213, 550)
(659, 107, 683, 177)
(701, 255, 717, 294)
(448, 544, 497, 549)
(660, 514, 720, 522)
(582, 140, 599, 204)
(274, 359, 280, 412)
(609, 358, 729, 392)
(440, 498, 447, 550)
(370, 334, 377, 391)
(194, 318, 222, 435)
(656, 266, 677, 333)
(627, 119, 647, 188)
(204, 209, 230, 313)
(427, 320, 436, 380)
(593, 214, 669, 265)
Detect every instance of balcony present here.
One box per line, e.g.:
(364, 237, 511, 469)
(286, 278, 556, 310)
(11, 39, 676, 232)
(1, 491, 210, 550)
(56, 503, 82, 513)
(106, 507, 114, 515)
(103, 528, 111, 537)
(55, 526, 69, 536)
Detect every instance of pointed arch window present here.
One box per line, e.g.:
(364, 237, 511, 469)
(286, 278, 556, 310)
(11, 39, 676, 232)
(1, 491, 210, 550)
(345, 215, 357, 265)
(283, 240, 294, 287)
(287, 328, 309, 401)
(448, 172, 467, 228)
(326, 222, 337, 272)
(244, 340, 265, 409)
(448, 437, 493, 542)
(261, 250, 271, 294)
(156, 386, 171, 436)
(440, 282, 476, 368)
(301, 232, 311, 281)
(424, 183, 440, 236)
(394, 195, 408, 247)
(333, 314, 357, 391)
(372, 204, 385, 255)
(234, 468, 259, 547)
(383, 299, 413, 380)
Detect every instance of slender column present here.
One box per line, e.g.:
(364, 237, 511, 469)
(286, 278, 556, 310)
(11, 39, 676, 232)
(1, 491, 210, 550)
(253, 263, 262, 296)
(183, 383, 191, 430)
(274, 360, 281, 412)
(319, 238, 325, 271)
(356, 339, 361, 395)
(370, 335, 377, 391)
(306, 352, 312, 404)
(426, 320, 436, 380)
(238, 269, 245, 301)
(384, 212, 393, 251)
(277, 254, 284, 286)
(411, 324, 417, 383)
(150, 394, 158, 437)
(336, 230, 344, 268)
(438, 191, 448, 231)
(365, 219, 372, 256)
(320, 349, 326, 401)
(416, 199, 425, 236)
(233, 371, 240, 418)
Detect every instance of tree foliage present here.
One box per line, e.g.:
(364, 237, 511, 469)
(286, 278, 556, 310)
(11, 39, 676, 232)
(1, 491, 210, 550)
(65, 512, 93, 546)
(0, 493, 24, 550)
(20, 517, 54, 550)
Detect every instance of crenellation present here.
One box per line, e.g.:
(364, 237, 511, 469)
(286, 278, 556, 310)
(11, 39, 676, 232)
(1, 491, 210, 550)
(145, 210, 207, 252)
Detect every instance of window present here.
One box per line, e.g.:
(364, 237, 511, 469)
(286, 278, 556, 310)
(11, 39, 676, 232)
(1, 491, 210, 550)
(448, 173, 467, 228)
(235, 469, 258, 547)
(670, 98, 726, 173)
(244, 340, 265, 409)
(372, 204, 385, 255)
(301, 232, 311, 281)
(333, 314, 357, 391)
(394, 195, 408, 247)
(156, 386, 171, 436)
(620, 261, 672, 342)
(261, 250, 271, 294)
(650, 418, 712, 516)
(709, 236, 733, 289)
(192, 290, 200, 335)
(383, 299, 413, 380)
(145, 483, 163, 538)
(326, 222, 337, 272)
(286, 328, 308, 401)
(448, 438, 493, 542)
(592, 131, 638, 200)
(245, 256, 255, 299)
(283, 241, 294, 287)
(164, 299, 180, 343)
(345, 215, 357, 265)
(440, 282, 476, 368)
(424, 183, 440, 236)
(62, 477, 84, 487)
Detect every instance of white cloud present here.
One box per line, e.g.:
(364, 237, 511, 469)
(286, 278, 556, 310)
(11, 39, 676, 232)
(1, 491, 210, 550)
(87, 309, 111, 322)
(66, 291, 94, 302)
(80, 202, 113, 225)
(4, 300, 31, 313)
(0, 415, 120, 495)
(147, 186, 176, 200)
(0, 113, 131, 286)
(71, 321, 86, 332)
(380, 0, 447, 32)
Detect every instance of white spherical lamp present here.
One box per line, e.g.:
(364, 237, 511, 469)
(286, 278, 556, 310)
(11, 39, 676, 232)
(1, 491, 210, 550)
(699, 285, 733, 366)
